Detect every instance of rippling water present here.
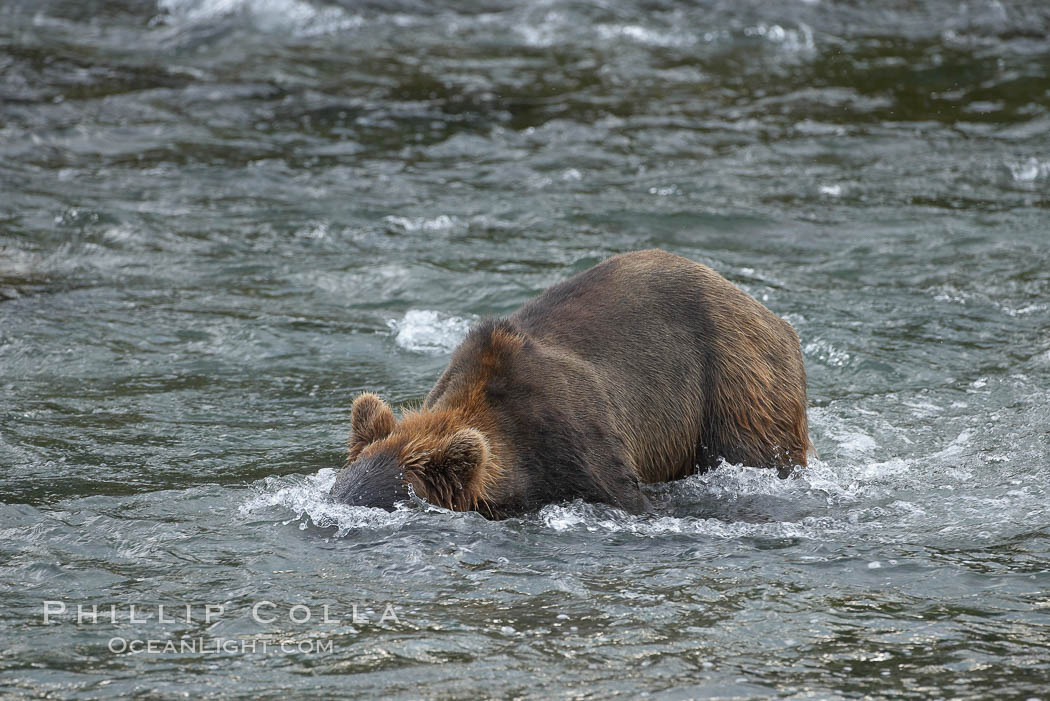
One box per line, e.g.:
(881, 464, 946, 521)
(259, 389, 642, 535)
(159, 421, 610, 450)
(2, 0, 1050, 697)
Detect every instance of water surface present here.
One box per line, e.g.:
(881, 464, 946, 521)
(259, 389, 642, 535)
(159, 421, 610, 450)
(2, 0, 1049, 698)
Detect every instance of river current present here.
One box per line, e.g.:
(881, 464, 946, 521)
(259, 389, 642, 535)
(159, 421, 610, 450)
(2, 0, 1049, 698)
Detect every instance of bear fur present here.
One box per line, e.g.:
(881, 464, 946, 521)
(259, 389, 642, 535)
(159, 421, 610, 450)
(330, 249, 809, 518)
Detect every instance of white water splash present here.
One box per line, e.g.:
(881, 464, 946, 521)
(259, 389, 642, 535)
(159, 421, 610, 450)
(595, 23, 697, 48)
(388, 309, 474, 354)
(538, 501, 845, 539)
(383, 214, 459, 233)
(156, 0, 362, 35)
(745, 22, 816, 54)
(240, 469, 415, 535)
(804, 338, 851, 367)
(1006, 157, 1050, 182)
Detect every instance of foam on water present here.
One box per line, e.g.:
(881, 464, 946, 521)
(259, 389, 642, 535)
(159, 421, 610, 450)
(1006, 157, 1050, 182)
(537, 501, 845, 539)
(744, 22, 817, 55)
(595, 24, 697, 48)
(389, 309, 475, 354)
(383, 215, 460, 233)
(804, 338, 851, 367)
(155, 0, 362, 35)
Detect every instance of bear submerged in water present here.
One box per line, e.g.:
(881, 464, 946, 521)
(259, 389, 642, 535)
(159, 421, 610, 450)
(331, 249, 810, 519)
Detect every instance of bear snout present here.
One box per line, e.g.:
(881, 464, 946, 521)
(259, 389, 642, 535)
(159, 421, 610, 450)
(330, 453, 409, 510)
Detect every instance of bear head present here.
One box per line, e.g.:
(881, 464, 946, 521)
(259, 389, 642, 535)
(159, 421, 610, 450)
(329, 393, 500, 513)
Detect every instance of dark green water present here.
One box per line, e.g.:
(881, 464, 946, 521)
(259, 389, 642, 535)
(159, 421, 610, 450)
(2, 0, 1050, 698)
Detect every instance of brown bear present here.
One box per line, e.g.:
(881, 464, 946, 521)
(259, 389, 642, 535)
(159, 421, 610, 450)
(330, 249, 809, 519)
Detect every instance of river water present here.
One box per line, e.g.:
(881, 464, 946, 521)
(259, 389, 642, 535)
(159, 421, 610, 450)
(2, 0, 1049, 698)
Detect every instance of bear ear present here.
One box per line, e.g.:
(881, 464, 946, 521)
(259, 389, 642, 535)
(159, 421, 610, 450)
(412, 428, 490, 510)
(347, 393, 396, 462)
